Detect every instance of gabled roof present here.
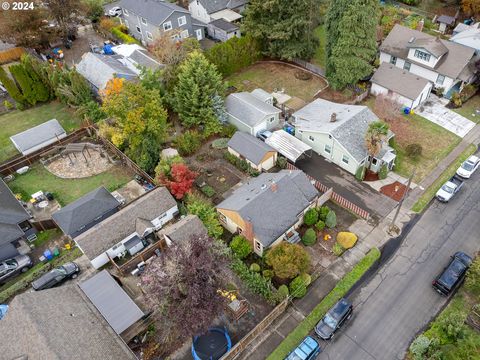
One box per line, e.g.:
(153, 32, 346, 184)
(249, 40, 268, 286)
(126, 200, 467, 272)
(437, 15, 455, 25)
(119, 0, 189, 25)
(228, 131, 276, 165)
(372, 63, 431, 100)
(251, 88, 272, 103)
(407, 37, 448, 58)
(76, 52, 137, 90)
(293, 99, 382, 162)
(0, 285, 137, 360)
(160, 214, 207, 242)
(52, 187, 120, 237)
(75, 187, 177, 260)
(192, 0, 246, 14)
(0, 179, 30, 246)
(226, 91, 281, 128)
(217, 170, 318, 247)
(10, 119, 66, 155)
(451, 26, 480, 51)
(380, 24, 475, 80)
(210, 18, 239, 32)
(129, 49, 163, 70)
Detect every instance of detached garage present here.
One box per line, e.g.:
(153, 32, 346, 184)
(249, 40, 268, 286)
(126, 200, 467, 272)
(10, 119, 66, 155)
(370, 63, 433, 109)
(227, 131, 277, 171)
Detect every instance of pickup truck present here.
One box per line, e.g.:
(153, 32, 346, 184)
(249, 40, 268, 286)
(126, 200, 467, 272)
(435, 175, 464, 202)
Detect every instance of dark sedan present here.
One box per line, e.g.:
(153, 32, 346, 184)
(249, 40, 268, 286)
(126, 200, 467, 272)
(32, 262, 80, 291)
(432, 252, 472, 296)
(315, 298, 353, 340)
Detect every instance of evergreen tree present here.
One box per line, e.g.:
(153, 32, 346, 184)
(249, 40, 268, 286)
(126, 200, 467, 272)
(9, 64, 37, 105)
(325, 0, 349, 77)
(326, 0, 378, 89)
(172, 51, 226, 136)
(243, 0, 319, 60)
(0, 67, 25, 107)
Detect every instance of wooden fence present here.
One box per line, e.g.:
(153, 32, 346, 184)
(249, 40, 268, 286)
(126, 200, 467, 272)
(291, 58, 326, 77)
(0, 47, 25, 65)
(346, 90, 369, 105)
(32, 219, 57, 232)
(286, 162, 370, 220)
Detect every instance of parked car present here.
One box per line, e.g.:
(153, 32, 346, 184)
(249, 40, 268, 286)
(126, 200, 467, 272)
(32, 262, 80, 291)
(0, 255, 33, 285)
(315, 298, 353, 340)
(456, 155, 480, 179)
(257, 129, 273, 141)
(435, 175, 464, 202)
(432, 252, 472, 296)
(108, 6, 122, 17)
(285, 336, 321, 360)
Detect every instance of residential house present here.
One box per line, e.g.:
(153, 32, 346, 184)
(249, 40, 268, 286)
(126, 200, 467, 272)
(451, 25, 480, 54)
(378, 24, 477, 98)
(292, 99, 396, 176)
(0, 180, 36, 260)
(118, 0, 205, 44)
(371, 63, 433, 109)
(225, 89, 282, 136)
(76, 52, 138, 93)
(0, 280, 141, 359)
(217, 170, 318, 256)
(207, 18, 241, 42)
(227, 131, 277, 171)
(75, 187, 178, 269)
(10, 119, 66, 156)
(159, 214, 207, 245)
(435, 15, 456, 34)
(189, 0, 246, 24)
(452, 22, 479, 36)
(52, 187, 121, 239)
(111, 44, 163, 74)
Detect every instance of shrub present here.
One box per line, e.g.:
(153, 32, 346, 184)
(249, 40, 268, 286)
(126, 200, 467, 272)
(378, 164, 388, 180)
(406, 143, 423, 159)
(318, 205, 330, 221)
(250, 263, 261, 272)
(410, 334, 435, 360)
(302, 228, 317, 246)
(230, 235, 252, 259)
(450, 92, 462, 108)
(277, 284, 289, 300)
(438, 310, 468, 341)
(332, 242, 345, 256)
(325, 210, 337, 228)
(355, 165, 366, 181)
(276, 156, 288, 169)
(465, 257, 480, 295)
(175, 130, 203, 156)
(289, 276, 307, 298)
(0, 67, 25, 106)
(299, 273, 312, 286)
(111, 26, 140, 44)
(263, 269, 274, 280)
(315, 220, 325, 232)
(211, 138, 229, 149)
(230, 256, 273, 302)
(3, 100, 13, 110)
(304, 208, 318, 226)
(461, 84, 477, 102)
(154, 155, 184, 178)
(186, 194, 223, 239)
(220, 124, 237, 138)
(265, 242, 311, 280)
(224, 151, 260, 176)
(337, 232, 358, 249)
(200, 185, 216, 198)
(436, 87, 445, 97)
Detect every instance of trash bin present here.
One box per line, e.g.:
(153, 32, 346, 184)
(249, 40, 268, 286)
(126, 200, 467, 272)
(43, 249, 53, 261)
(52, 247, 60, 257)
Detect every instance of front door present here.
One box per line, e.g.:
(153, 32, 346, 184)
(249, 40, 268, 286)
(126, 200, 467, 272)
(195, 29, 203, 41)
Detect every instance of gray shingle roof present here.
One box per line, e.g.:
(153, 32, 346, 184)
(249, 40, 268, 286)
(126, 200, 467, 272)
(193, 0, 246, 14)
(0, 285, 137, 360)
(293, 99, 381, 162)
(210, 18, 239, 32)
(437, 15, 455, 25)
(407, 37, 448, 58)
(380, 24, 475, 80)
(10, 119, 66, 155)
(75, 187, 177, 259)
(119, 0, 188, 25)
(129, 49, 162, 70)
(160, 214, 207, 242)
(52, 187, 120, 237)
(371, 63, 431, 100)
(228, 131, 276, 165)
(226, 92, 281, 128)
(0, 179, 31, 246)
(76, 52, 137, 90)
(217, 170, 318, 247)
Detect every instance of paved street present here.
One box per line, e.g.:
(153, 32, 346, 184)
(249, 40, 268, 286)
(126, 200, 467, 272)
(319, 170, 480, 359)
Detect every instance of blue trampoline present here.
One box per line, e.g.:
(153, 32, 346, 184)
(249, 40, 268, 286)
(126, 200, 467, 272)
(192, 327, 232, 360)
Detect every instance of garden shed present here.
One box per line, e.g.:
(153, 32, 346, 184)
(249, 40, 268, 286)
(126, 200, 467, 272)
(10, 119, 66, 155)
(227, 131, 277, 171)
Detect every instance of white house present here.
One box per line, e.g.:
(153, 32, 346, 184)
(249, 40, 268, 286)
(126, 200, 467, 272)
(371, 63, 433, 109)
(10, 119, 67, 156)
(225, 89, 282, 136)
(451, 25, 480, 54)
(378, 24, 477, 98)
(293, 99, 396, 176)
(75, 187, 178, 269)
(188, 0, 246, 25)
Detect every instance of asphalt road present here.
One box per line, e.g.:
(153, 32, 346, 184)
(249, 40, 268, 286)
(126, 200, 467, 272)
(318, 171, 480, 360)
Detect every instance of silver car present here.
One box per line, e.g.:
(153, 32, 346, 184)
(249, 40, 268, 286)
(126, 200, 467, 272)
(0, 255, 33, 284)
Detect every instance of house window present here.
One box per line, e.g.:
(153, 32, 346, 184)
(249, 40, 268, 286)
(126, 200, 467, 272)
(146, 31, 153, 40)
(218, 213, 227, 224)
(342, 155, 349, 164)
(404, 61, 411, 71)
(136, 25, 141, 33)
(123, 8, 129, 16)
(372, 158, 378, 165)
(163, 21, 173, 31)
(178, 16, 187, 26)
(324, 144, 332, 154)
(254, 240, 261, 252)
(436, 74, 445, 85)
(180, 29, 189, 39)
(268, 116, 275, 123)
(414, 49, 431, 62)
(141, 17, 147, 25)
(308, 135, 315, 141)
(390, 56, 397, 65)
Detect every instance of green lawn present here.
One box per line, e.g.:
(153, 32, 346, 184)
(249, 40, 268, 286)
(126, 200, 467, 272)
(0, 101, 83, 163)
(311, 25, 326, 69)
(8, 163, 133, 206)
(452, 95, 480, 124)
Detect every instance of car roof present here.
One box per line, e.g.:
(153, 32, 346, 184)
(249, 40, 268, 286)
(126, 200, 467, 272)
(438, 259, 466, 288)
(329, 298, 352, 320)
(454, 251, 472, 265)
(466, 155, 479, 163)
(286, 336, 319, 360)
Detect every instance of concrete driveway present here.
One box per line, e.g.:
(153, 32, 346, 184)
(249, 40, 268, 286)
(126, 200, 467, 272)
(296, 154, 397, 222)
(417, 95, 475, 138)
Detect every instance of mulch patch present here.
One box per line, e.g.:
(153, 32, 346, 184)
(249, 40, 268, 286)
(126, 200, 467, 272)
(364, 170, 379, 182)
(380, 181, 407, 202)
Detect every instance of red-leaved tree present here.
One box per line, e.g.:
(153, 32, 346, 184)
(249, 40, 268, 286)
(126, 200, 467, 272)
(158, 163, 197, 199)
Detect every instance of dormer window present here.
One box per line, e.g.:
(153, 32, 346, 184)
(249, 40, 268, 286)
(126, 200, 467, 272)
(436, 74, 445, 85)
(414, 50, 431, 62)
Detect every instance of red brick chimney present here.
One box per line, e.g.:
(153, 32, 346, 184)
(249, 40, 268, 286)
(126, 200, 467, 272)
(270, 181, 278, 192)
(417, 18, 424, 32)
(243, 220, 254, 241)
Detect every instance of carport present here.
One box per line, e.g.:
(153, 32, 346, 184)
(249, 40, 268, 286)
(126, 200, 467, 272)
(265, 130, 312, 163)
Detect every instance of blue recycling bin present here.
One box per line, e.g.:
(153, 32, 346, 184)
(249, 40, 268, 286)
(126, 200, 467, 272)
(43, 249, 53, 261)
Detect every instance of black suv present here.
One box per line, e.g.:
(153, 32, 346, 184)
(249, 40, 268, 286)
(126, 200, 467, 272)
(432, 252, 472, 296)
(32, 262, 80, 291)
(315, 298, 353, 340)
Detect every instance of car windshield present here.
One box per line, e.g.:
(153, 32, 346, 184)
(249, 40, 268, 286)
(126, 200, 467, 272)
(462, 161, 474, 171)
(54, 267, 67, 276)
(441, 184, 455, 194)
(323, 313, 338, 329)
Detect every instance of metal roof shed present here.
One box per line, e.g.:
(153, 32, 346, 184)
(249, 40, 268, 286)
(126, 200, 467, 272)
(10, 119, 66, 155)
(79, 270, 144, 335)
(265, 130, 312, 163)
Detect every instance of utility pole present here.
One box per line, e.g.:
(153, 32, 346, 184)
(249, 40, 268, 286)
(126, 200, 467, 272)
(389, 167, 416, 234)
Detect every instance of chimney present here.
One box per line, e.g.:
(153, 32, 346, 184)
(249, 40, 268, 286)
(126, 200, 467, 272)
(243, 219, 254, 241)
(330, 112, 337, 123)
(416, 19, 424, 32)
(270, 181, 278, 192)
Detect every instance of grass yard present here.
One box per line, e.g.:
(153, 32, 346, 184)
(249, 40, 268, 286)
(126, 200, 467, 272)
(8, 163, 133, 206)
(311, 25, 326, 69)
(452, 95, 480, 124)
(226, 62, 328, 102)
(0, 101, 83, 163)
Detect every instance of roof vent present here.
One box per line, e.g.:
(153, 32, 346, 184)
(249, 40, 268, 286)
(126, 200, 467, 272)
(408, 36, 416, 43)
(330, 113, 337, 122)
(261, 184, 267, 190)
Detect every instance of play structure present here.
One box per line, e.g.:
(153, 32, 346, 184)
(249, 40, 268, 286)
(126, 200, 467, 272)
(191, 327, 232, 360)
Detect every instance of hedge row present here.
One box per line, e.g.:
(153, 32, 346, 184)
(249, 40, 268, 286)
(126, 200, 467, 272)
(111, 26, 141, 44)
